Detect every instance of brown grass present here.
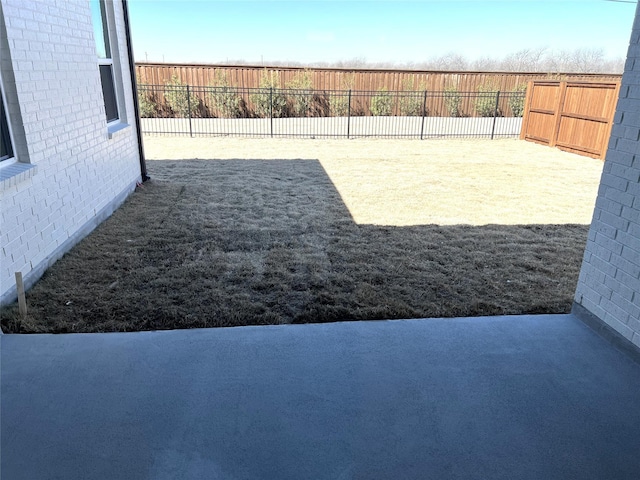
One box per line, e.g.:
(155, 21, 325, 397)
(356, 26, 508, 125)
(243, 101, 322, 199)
(0, 138, 603, 333)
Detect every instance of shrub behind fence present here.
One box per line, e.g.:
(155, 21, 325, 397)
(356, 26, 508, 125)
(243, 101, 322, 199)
(138, 84, 526, 139)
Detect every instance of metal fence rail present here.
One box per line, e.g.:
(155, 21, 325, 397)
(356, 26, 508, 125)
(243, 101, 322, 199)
(138, 84, 525, 139)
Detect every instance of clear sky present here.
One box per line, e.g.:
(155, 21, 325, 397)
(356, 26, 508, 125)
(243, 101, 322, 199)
(127, 0, 638, 65)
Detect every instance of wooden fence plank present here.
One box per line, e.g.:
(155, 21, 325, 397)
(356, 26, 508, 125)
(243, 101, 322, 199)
(521, 80, 620, 159)
(519, 80, 534, 140)
(550, 81, 567, 148)
(135, 63, 621, 94)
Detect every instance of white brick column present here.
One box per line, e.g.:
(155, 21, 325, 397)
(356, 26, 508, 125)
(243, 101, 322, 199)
(574, 3, 640, 348)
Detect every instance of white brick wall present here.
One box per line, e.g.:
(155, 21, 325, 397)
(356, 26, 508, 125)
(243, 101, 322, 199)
(575, 4, 640, 348)
(0, 0, 142, 303)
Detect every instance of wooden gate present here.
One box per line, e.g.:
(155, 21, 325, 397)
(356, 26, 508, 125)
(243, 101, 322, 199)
(520, 80, 620, 159)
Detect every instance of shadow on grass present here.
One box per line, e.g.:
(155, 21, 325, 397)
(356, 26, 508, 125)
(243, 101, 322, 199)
(1, 159, 589, 333)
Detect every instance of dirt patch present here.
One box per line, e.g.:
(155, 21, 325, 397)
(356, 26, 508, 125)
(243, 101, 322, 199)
(1, 138, 602, 333)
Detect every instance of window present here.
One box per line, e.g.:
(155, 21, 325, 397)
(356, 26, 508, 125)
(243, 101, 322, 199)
(91, 0, 119, 123)
(0, 81, 14, 162)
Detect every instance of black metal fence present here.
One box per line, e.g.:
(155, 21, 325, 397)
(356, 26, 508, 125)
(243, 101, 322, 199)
(137, 84, 526, 139)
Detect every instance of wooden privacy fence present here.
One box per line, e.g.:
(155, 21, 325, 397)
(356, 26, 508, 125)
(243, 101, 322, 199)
(135, 63, 621, 95)
(520, 80, 620, 159)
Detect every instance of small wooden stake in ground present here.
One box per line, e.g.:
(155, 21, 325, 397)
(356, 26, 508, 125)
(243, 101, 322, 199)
(15, 272, 27, 317)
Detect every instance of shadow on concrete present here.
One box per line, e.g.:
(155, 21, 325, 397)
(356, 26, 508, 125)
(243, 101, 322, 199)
(3, 315, 640, 479)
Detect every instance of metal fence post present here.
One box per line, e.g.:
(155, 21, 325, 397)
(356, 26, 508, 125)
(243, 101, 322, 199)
(186, 84, 193, 138)
(420, 90, 427, 140)
(490, 91, 500, 140)
(347, 90, 351, 139)
(137, 83, 526, 140)
(269, 87, 273, 138)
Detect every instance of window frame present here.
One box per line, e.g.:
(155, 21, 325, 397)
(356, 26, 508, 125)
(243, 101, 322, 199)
(91, 0, 123, 127)
(0, 72, 16, 164)
(99, 61, 119, 124)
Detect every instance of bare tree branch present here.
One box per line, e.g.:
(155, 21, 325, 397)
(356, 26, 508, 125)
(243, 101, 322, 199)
(213, 48, 624, 74)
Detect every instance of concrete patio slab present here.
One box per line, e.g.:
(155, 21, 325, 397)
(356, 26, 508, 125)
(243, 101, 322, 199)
(2, 314, 640, 479)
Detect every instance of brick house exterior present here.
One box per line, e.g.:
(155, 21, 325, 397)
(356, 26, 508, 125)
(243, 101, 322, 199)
(574, 4, 640, 350)
(0, 0, 145, 304)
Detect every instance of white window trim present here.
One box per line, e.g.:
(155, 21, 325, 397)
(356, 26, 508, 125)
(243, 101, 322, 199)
(0, 70, 37, 188)
(0, 69, 17, 165)
(94, 0, 129, 133)
(99, 57, 119, 127)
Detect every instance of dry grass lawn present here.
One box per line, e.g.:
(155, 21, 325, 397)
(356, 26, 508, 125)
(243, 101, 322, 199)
(1, 138, 604, 333)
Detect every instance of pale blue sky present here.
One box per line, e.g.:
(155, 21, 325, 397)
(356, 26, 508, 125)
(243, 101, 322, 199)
(127, 0, 638, 65)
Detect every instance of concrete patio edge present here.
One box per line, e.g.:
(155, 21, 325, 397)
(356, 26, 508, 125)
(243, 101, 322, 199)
(3, 313, 640, 479)
(572, 301, 640, 364)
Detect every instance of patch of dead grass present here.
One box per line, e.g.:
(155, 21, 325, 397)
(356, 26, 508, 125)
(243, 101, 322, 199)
(143, 137, 604, 226)
(0, 138, 601, 333)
